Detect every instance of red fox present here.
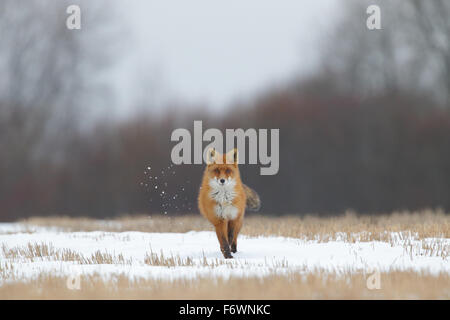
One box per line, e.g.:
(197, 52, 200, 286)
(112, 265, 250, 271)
(198, 148, 261, 258)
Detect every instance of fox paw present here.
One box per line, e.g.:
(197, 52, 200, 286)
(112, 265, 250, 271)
(221, 248, 233, 259)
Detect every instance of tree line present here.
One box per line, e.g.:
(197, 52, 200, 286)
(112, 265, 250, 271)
(1, 0, 450, 220)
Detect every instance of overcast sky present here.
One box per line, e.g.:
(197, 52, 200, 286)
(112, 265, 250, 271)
(109, 0, 340, 114)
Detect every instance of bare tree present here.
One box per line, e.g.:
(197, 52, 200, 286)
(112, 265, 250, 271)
(407, 0, 450, 104)
(322, 0, 450, 107)
(0, 0, 119, 218)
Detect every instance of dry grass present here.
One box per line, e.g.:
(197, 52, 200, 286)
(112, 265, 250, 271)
(2, 210, 448, 299)
(21, 208, 450, 241)
(0, 243, 280, 269)
(144, 250, 194, 267)
(2, 242, 55, 260)
(0, 271, 448, 299)
(1, 243, 132, 265)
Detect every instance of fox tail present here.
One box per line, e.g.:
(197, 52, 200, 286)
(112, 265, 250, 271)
(243, 184, 261, 212)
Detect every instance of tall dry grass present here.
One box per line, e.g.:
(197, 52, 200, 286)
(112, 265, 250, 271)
(0, 271, 448, 299)
(1, 210, 448, 299)
(21, 209, 450, 241)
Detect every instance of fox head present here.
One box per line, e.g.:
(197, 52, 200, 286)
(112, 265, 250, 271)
(205, 148, 240, 186)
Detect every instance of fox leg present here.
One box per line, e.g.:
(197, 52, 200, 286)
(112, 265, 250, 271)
(214, 220, 232, 259)
(228, 217, 243, 253)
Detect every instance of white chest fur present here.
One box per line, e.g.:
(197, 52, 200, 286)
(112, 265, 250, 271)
(208, 178, 239, 220)
(214, 204, 238, 220)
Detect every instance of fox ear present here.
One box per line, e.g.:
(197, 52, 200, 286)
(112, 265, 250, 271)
(206, 148, 216, 165)
(226, 148, 238, 165)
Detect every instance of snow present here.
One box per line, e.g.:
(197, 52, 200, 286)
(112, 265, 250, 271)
(0, 223, 448, 284)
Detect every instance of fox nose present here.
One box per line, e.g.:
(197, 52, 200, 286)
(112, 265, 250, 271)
(220, 179, 225, 184)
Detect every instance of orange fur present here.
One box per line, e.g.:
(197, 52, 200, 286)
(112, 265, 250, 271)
(198, 149, 246, 258)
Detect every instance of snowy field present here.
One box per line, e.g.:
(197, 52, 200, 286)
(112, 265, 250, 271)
(1, 222, 449, 285)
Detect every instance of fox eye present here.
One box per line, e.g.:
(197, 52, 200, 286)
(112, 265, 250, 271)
(225, 168, 231, 175)
(213, 168, 220, 174)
